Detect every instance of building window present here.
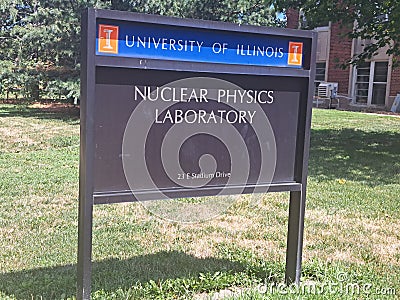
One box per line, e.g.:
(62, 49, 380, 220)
(355, 62, 370, 104)
(315, 62, 326, 95)
(355, 61, 388, 105)
(372, 62, 388, 105)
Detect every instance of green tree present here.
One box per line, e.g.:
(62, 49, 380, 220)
(0, 0, 107, 101)
(272, 0, 400, 65)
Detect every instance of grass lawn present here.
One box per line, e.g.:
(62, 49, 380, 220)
(0, 104, 399, 299)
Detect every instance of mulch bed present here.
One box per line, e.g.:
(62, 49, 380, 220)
(0, 100, 80, 116)
(28, 102, 80, 114)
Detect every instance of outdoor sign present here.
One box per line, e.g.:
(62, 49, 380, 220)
(79, 8, 316, 300)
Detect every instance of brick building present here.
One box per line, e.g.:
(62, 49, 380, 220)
(287, 9, 400, 109)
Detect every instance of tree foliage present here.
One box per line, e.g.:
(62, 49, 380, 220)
(272, 0, 400, 65)
(108, 0, 280, 26)
(0, 0, 279, 102)
(0, 0, 103, 101)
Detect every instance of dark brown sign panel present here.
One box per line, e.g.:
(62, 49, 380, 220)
(78, 8, 316, 299)
(93, 69, 306, 200)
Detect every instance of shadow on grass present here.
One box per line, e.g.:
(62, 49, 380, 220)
(309, 128, 400, 186)
(0, 251, 256, 299)
(0, 104, 79, 123)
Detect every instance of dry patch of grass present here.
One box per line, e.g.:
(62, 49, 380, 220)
(304, 209, 400, 266)
(0, 126, 36, 146)
(0, 118, 78, 152)
(0, 104, 79, 153)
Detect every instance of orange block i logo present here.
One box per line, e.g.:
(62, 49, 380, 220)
(98, 24, 119, 54)
(288, 42, 303, 66)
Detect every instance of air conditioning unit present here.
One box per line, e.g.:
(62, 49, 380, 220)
(318, 82, 338, 99)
